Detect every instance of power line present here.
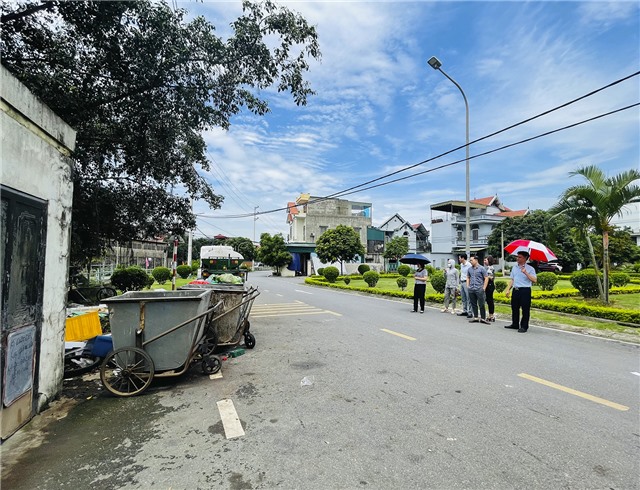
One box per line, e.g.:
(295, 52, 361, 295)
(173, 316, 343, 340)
(198, 101, 639, 218)
(332, 102, 640, 198)
(196, 71, 639, 219)
(203, 151, 282, 230)
(322, 70, 640, 202)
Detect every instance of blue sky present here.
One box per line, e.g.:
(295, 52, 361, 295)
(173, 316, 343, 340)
(184, 1, 639, 242)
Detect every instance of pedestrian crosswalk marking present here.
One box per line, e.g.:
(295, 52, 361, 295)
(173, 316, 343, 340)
(251, 302, 341, 318)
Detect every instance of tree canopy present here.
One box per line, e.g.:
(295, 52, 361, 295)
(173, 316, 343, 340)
(314, 225, 365, 273)
(256, 233, 291, 274)
(487, 210, 584, 271)
(383, 236, 409, 260)
(550, 165, 640, 302)
(1, 0, 320, 267)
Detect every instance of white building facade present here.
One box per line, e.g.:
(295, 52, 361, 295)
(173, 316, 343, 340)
(430, 195, 527, 269)
(377, 213, 430, 254)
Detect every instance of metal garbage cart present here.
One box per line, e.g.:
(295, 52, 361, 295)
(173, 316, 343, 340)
(99, 289, 222, 397)
(179, 283, 260, 351)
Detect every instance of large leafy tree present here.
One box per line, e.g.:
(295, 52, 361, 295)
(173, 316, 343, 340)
(593, 227, 640, 267)
(550, 165, 640, 303)
(487, 210, 583, 270)
(1, 0, 320, 267)
(383, 236, 409, 261)
(226, 237, 256, 261)
(315, 225, 365, 274)
(257, 233, 291, 275)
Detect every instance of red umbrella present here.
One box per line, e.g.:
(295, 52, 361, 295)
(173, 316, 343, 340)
(504, 239, 557, 262)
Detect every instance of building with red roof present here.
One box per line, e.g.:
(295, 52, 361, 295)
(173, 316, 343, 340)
(429, 195, 528, 268)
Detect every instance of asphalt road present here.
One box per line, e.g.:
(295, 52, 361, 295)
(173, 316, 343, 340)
(2, 271, 638, 489)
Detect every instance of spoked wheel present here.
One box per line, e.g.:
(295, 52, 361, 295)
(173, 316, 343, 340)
(97, 287, 117, 302)
(201, 326, 218, 357)
(201, 355, 221, 375)
(244, 332, 256, 349)
(100, 347, 154, 397)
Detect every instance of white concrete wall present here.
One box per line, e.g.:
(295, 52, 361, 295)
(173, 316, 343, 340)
(1, 66, 76, 409)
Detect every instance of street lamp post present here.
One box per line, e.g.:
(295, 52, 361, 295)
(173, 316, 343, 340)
(427, 56, 471, 259)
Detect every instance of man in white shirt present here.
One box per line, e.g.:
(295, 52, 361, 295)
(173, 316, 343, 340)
(457, 254, 472, 318)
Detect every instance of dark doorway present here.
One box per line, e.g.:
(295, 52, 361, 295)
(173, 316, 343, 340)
(1, 185, 47, 439)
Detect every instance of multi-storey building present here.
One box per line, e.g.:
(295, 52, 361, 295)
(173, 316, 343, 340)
(610, 203, 640, 246)
(287, 194, 372, 246)
(285, 194, 373, 275)
(430, 195, 527, 269)
(378, 213, 430, 254)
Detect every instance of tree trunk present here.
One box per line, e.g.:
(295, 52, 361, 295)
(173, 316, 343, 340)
(603, 231, 609, 304)
(585, 234, 605, 301)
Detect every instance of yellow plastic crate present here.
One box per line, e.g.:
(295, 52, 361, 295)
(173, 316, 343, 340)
(65, 311, 102, 341)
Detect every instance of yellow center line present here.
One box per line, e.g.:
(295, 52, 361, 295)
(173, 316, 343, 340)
(518, 373, 630, 411)
(380, 328, 416, 341)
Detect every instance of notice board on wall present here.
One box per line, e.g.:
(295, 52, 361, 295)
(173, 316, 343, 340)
(3, 325, 36, 407)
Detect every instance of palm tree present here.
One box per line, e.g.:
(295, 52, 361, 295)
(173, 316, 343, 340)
(550, 165, 640, 303)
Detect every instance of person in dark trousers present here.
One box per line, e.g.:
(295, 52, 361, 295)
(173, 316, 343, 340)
(484, 255, 496, 322)
(457, 254, 472, 318)
(467, 255, 489, 324)
(504, 250, 537, 332)
(411, 264, 428, 313)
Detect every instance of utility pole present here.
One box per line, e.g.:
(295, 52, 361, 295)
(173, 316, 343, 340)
(187, 199, 193, 267)
(501, 230, 505, 272)
(253, 205, 259, 244)
(171, 237, 178, 290)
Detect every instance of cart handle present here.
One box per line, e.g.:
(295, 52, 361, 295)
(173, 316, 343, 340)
(141, 300, 224, 347)
(207, 289, 260, 323)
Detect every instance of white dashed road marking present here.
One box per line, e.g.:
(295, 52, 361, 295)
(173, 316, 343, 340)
(217, 399, 245, 439)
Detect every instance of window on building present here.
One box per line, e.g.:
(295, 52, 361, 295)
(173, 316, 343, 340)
(472, 228, 479, 241)
(319, 226, 328, 234)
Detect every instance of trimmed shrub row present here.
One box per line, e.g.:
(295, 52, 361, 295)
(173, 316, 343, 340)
(111, 266, 153, 292)
(304, 277, 640, 324)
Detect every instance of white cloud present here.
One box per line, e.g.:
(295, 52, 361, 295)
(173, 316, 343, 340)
(183, 1, 638, 239)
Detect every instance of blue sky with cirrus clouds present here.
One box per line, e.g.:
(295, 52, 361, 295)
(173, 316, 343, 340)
(185, 1, 639, 242)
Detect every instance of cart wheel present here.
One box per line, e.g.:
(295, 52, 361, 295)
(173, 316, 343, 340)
(202, 356, 221, 375)
(97, 287, 117, 302)
(100, 347, 154, 397)
(244, 332, 256, 349)
(201, 327, 218, 356)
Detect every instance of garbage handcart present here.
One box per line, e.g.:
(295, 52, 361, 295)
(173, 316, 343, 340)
(179, 283, 260, 353)
(100, 289, 223, 397)
(100, 287, 259, 397)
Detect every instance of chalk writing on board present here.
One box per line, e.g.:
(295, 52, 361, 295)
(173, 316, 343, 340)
(3, 325, 36, 407)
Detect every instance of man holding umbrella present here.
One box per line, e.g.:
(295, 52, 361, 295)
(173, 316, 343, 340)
(504, 250, 537, 333)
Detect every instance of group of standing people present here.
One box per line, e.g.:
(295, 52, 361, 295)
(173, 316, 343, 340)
(441, 253, 496, 324)
(412, 251, 537, 332)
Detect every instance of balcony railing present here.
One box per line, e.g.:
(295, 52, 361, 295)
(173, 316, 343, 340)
(452, 214, 503, 224)
(455, 237, 489, 247)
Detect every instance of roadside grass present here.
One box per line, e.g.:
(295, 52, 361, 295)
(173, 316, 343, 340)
(147, 277, 194, 290)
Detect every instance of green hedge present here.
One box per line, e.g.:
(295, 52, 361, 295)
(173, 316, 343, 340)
(305, 278, 640, 324)
(529, 300, 640, 324)
(323, 266, 340, 283)
(363, 270, 380, 287)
